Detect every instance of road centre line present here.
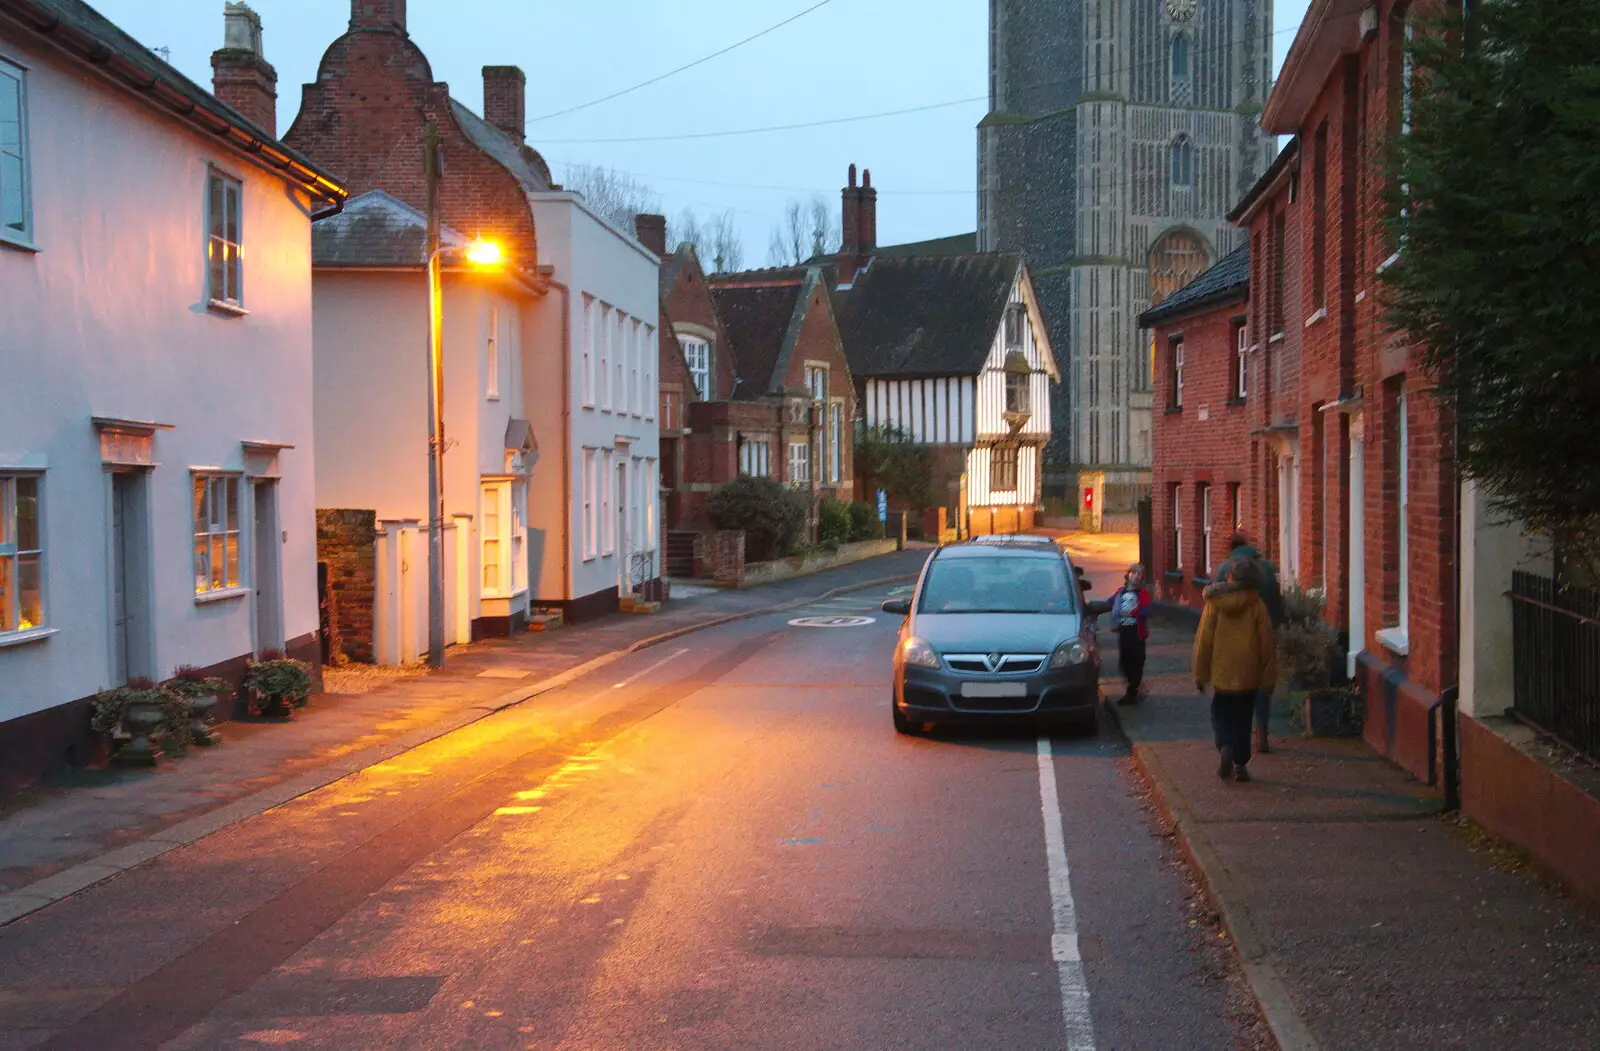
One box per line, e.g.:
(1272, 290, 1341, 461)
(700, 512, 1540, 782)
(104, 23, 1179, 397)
(611, 648, 690, 689)
(1037, 736, 1097, 1049)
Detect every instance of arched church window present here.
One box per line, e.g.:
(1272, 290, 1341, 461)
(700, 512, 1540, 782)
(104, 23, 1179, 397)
(1147, 230, 1209, 304)
(1170, 136, 1195, 186)
(1171, 34, 1190, 78)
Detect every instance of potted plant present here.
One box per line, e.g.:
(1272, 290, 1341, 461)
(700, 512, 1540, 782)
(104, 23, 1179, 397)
(164, 665, 231, 746)
(90, 678, 179, 767)
(243, 650, 313, 720)
(1276, 585, 1360, 737)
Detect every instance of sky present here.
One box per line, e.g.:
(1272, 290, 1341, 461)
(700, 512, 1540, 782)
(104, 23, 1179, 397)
(89, 0, 1312, 262)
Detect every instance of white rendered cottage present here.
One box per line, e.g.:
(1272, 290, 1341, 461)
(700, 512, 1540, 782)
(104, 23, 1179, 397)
(0, 0, 345, 786)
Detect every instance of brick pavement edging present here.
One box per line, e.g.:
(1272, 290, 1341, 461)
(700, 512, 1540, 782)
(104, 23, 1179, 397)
(1112, 719, 1322, 1051)
(0, 569, 921, 930)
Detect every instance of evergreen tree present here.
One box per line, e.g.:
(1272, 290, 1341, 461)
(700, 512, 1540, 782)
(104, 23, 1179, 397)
(1381, 0, 1600, 573)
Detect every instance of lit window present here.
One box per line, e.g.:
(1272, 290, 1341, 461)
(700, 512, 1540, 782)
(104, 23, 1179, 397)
(206, 171, 243, 307)
(990, 445, 1018, 492)
(0, 59, 32, 243)
(0, 474, 43, 633)
(192, 474, 241, 594)
(481, 481, 527, 596)
(681, 337, 711, 401)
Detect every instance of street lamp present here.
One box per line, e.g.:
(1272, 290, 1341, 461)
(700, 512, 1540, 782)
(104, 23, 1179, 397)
(423, 233, 506, 668)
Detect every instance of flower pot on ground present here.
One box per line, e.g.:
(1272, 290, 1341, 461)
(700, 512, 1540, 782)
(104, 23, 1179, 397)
(91, 680, 179, 767)
(163, 665, 232, 746)
(243, 653, 313, 721)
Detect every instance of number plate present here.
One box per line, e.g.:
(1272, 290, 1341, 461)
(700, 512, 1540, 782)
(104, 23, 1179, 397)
(960, 682, 1028, 699)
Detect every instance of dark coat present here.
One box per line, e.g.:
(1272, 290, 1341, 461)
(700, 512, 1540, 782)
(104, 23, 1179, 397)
(1218, 544, 1284, 627)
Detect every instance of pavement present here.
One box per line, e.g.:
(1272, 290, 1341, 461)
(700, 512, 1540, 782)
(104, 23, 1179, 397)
(1091, 591, 1600, 1050)
(0, 547, 934, 923)
(0, 550, 1269, 1050)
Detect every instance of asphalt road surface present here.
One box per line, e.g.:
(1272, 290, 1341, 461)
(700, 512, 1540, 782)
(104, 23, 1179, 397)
(0, 573, 1260, 1050)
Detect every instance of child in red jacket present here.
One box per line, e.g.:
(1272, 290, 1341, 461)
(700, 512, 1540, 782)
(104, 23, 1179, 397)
(1110, 563, 1152, 705)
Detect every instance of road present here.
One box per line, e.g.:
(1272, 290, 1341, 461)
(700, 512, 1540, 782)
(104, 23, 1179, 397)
(0, 564, 1264, 1050)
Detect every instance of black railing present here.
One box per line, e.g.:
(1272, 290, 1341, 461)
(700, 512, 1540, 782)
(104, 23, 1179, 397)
(1508, 570, 1600, 762)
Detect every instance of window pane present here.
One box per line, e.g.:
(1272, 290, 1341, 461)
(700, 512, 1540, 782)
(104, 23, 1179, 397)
(193, 477, 209, 532)
(919, 555, 1071, 614)
(194, 537, 209, 592)
(225, 533, 239, 588)
(208, 238, 226, 300)
(224, 478, 238, 531)
(226, 247, 241, 303)
(0, 554, 12, 631)
(0, 477, 11, 546)
(225, 183, 240, 243)
(1, 152, 23, 232)
(209, 176, 225, 239)
(483, 539, 500, 590)
(0, 71, 19, 151)
(17, 553, 40, 629)
(15, 477, 37, 551)
(210, 535, 225, 589)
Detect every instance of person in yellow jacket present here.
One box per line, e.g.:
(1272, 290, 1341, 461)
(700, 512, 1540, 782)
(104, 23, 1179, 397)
(1193, 559, 1278, 783)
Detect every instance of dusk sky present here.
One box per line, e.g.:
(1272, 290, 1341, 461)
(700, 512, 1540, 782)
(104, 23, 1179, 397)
(91, 0, 1311, 262)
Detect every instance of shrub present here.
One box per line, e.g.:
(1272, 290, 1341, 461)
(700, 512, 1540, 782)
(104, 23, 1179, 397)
(847, 501, 884, 541)
(164, 665, 232, 701)
(818, 498, 852, 548)
(90, 678, 191, 750)
(243, 657, 314, 711)
(707, 476, 809, 562)
(1276, 585, 1339, 689)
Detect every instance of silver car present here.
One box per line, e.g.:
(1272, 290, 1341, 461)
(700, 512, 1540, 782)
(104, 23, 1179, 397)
(882, 539, 1110, 735)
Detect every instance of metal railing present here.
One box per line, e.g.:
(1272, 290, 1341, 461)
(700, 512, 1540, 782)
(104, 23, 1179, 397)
(1508, 570, 1600, 762)
(629, 549, 656, 591)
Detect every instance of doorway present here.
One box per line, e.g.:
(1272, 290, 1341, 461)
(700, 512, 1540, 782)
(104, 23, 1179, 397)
(1347, 417, 1366, 678)
(252, 480, 283, 655)
(109, 472, 151, 685)
(615, 458, 629, 593)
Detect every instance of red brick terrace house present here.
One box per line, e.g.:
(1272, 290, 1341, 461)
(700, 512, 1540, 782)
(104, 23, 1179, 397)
(1142, 245, 1252, 608)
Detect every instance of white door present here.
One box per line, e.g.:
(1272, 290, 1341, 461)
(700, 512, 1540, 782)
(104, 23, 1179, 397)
(252, 480, 283, 655)
(615, 459, 629, 592)
(1347, 418, 1366, 678)
(111, 475, 129, 686)
(110, 472, 149, 685)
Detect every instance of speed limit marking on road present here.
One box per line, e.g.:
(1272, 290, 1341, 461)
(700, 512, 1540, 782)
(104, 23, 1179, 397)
(788, 615, 876, 628)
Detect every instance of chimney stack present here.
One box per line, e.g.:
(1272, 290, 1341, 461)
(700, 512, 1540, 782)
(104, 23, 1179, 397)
(349, 0, 406, 32)
(839, 164, 878, 285)
(483, 66, 527, 144)
(211, 2, 277, 137)
(634, 214, 668, 258)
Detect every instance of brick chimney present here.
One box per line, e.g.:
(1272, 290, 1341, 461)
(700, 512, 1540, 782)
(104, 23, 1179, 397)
(634, 214, 667, 258)
(839, 164, 878, 285)
(210, 2, 277, 136)
(483, 66, 526, 144)
(349, 0, 406, 32)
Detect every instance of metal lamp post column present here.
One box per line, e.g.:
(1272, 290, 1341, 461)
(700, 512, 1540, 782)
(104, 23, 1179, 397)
(424, 119, 446, 669)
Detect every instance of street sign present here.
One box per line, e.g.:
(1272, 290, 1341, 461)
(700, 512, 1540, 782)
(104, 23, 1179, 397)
(787, 615, 876, 628)
(876, 489, 887, 523)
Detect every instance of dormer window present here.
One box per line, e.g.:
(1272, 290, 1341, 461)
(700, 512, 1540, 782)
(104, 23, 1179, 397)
(1003, 350, 1031, 417)
(1003, 303, 1025, 349)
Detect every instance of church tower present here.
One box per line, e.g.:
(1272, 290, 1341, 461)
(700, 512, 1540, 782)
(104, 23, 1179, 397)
(978, 0, 1276, 500)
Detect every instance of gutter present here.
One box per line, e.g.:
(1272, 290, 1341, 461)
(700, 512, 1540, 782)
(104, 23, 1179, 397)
(0, 0, 346, 210)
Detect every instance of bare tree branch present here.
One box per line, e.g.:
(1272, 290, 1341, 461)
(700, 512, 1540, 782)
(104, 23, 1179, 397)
(559, 162, 662, 232)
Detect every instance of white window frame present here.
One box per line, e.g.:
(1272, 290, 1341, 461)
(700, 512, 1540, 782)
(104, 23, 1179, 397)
(788, 441, 810, 485)
(645, 458, 658, 551)
(681, 337, 711, 401)
(192, 473, 242, 596)
(1379, 389, 1411, 654)
(1172, 338, 1185, 408)
(602, 449, 615, 556)
(643, 324, 656, 421)
(740, 438, 770, 478)
(581, 296, 596, 408)
(598, 303, 612, 412)
(206, 169, 244, 309)
(486, 305, 500, 401)
(806, 365, 828, 403)
(1229, 483, 1241, 535)
(1235, 324, 1249, 399)
(1200, 483, 1213, 576)
(0, 57, 33, 247)
(1172, 486, 1183, 573)
(614, 312, 626, 417)
(582, 448, 597, 560)
(829, 403, 843, 483)
(0, 473, 44, 635)
(629, 319, 642, 417)
(480, 480, 526, 597)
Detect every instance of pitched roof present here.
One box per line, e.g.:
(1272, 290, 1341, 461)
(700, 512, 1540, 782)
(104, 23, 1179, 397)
(312, 190, 465, 267)
(874, 232, 979, 258)
(447, 100, 552, 193)
(710, 281, 806, 400)
(661, 244, 698, 299)
(831, 254, 1022, 377)
(1137, 244, 1251, 327)
(5, 0, 343, 205)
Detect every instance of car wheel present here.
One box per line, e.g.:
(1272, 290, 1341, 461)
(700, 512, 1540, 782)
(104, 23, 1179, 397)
(893, 701, 919, 736)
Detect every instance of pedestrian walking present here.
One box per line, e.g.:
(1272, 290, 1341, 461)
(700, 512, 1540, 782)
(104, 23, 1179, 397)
(1217, 532, 1284, 753)
(1193, 559, 1277, 783)
(1109, 563, 1152, 705)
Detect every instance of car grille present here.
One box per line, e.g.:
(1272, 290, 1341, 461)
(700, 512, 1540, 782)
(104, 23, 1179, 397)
(953, 695, 1040, 714)
(944, 653, 1047, 675)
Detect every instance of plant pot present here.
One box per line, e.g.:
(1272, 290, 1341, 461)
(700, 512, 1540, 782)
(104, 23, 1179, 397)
(186, 693, 221, 746)
(254, 692, 295, 721)
(1304, 687, 1362, 738)
(116, 700, 166, 767)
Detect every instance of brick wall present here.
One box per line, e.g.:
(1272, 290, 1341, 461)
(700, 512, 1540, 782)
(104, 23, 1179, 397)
(316, 509, 378, 664)
(1150, 293, 1252, 608)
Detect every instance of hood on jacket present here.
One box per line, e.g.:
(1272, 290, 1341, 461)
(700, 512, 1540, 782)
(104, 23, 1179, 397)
(1204, 580, 1257, 616)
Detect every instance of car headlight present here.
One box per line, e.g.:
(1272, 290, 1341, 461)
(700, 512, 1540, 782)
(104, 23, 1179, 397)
(1049, 639, 1088, 668)
(900, 636, 941, 669)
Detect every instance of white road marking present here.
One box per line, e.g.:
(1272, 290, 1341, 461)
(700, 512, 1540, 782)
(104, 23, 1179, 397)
(787, 615, 876, 627)
(610, 648, 690, 689)
(1037, 736, 1097, 1049)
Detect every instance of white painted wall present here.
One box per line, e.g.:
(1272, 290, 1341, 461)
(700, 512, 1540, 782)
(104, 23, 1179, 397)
(1459, 480, 1553, 720)
(312, 269, 535, 632)
(865, 377, 976, 444)
(967, 444, 1042, 508)
(974, 274, 1054, 442)
(0, 34, 319, 723)
(527, 193, 661, 605)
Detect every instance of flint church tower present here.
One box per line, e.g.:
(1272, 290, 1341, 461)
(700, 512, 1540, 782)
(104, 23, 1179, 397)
(978, 0, 1275, 498)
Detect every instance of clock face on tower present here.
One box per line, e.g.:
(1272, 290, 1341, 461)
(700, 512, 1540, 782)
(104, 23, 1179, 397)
(1166, 0, 1197, 21)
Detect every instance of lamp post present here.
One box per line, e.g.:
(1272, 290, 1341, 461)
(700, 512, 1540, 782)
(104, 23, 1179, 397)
(422, 119, 505, 667)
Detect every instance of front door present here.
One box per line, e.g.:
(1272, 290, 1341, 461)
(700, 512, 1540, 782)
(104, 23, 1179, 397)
(110, 472, 150, 685)
(1347, 417, 1365, 678)
(111, 475, 129, 685)
(252, 480, 282, 655)
(615, 459, 629, 593)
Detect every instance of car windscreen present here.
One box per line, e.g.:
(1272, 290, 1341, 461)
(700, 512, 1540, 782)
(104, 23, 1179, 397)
(916, 555, 1076, 614)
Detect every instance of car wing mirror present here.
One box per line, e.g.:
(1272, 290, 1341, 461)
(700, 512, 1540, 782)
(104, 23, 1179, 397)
(881, 598, 912, 616)
(1085, 599, 1113, 616)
